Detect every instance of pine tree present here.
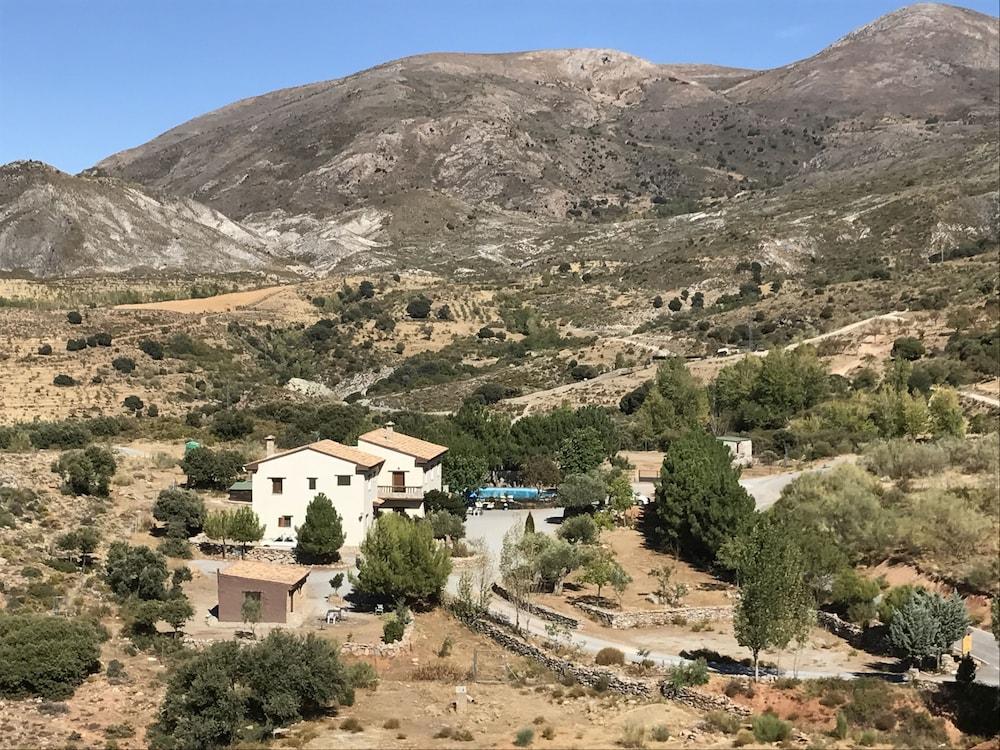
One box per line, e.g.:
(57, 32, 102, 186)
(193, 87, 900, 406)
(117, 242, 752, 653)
(227, 507, 265, 558)
(295, 494, 345, 563)
(524, 512, 535, 534)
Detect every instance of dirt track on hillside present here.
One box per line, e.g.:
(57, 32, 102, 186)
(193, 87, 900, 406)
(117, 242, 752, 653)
(114, 285, 288, 314)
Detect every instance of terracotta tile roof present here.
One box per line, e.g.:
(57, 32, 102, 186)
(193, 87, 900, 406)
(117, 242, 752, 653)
(358, 428, 448, 462)
(218, 560, 310, 587)
(245, 439, 384, 471)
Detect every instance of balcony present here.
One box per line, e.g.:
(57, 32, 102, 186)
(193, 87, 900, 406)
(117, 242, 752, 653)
(377, 485, 424, 500)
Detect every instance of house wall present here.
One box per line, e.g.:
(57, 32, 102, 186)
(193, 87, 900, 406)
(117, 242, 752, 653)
(217, 573, 290, 623)
(250, 449, 376, 546)
(356, 442, 445, 519)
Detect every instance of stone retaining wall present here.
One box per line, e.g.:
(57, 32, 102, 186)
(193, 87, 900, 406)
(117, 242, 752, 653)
(466, 617, 651, 696)
(660, 683, 752, 717)
(573, 600, 733, 629)
(340, 620, 416, 658)
(491, 583, 579, 629)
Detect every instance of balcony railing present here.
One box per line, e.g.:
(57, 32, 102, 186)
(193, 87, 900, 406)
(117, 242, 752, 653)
(377, 485, 424, 499)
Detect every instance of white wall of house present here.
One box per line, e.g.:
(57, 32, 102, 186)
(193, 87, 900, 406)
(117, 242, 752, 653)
(355, 441, 444, 519)
(250, 449, 377, 547)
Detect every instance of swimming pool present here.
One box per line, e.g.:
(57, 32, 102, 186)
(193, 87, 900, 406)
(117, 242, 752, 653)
(470, 487, 556, 501)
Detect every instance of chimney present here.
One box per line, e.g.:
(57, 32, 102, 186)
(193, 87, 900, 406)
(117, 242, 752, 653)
(385, 421, 394, 433)
(264, 435, 275, 457)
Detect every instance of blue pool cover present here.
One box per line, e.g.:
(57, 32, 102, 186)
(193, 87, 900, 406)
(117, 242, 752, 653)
(469, 487, 554, 501)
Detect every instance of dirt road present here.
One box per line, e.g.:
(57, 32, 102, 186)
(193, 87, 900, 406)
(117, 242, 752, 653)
(114, 285, 289, 314)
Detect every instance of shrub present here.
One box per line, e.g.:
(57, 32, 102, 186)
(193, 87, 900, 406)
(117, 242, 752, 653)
(704, 711, 740, 734)
(66, 338, 87, 351)
(0, 614, 103, 699)
(153, 487, 205, 537)
(541, 725, 557, 740)
(406, 296, 432, 319)
(106, 659, 128, 684)
(52, 374, 76, 387)
(649, 725, 670, 742)
(37, 343, 52, 355)
(340, 717, 363, 733)
(180, 446, 245, 490)
(752, 713, 791, 743)
(157, 537, 192, 559)
(149, 631, 358, 749)
(210, 410, 254, 440)
(105, 542, 169, 601)
(104, 723, 136, 739)
(383, 718, 401, 729)
(665, 658, 709, 690)
(110, 355, 135, 373)
(594, 647, 625, 666)
(383, 616, 406, 644)
(620, 721, 646, 748)
(833, 711, 849, 739)
(514, 728, 534, 747)
(346, 661, 378, 689)
(138, 339, 164, 360)
(66, 310, 82, 324)
(891, 336, 925, 361)
(734, 729, 754, 747)
(52, 445, 116, 496)
(557, 514, 598, 544)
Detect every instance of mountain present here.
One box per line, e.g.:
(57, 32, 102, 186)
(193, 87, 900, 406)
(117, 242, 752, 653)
(0, 161, 273, 277)
(5, 3, 998, 277)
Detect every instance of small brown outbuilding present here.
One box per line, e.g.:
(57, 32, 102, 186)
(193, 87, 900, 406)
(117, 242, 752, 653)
(216, 560, 310, 624)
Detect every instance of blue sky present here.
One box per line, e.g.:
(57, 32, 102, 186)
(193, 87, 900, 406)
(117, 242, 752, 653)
(1, 0, 997, 173)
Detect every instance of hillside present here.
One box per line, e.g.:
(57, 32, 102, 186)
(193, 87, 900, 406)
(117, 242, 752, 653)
(4, 3, 999, 278)
(0, 161, 274, 277)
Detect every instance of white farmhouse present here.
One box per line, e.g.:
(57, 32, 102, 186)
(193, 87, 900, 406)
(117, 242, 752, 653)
(246, 437, 385, 548)
(357, 425, 448, 517)
(243, 427, 449, 549)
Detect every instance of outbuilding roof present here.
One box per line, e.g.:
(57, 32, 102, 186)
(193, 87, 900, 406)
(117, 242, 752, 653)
(244, 439, 384, 471)
(218, 560, 310, 587)
(358, 428, 448, 462)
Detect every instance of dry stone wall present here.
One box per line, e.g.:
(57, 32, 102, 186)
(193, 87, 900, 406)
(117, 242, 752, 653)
(573, 600, 733, 629)
(491, 583, 579, 628)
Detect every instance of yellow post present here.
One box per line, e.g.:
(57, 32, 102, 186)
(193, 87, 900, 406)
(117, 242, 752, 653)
(961, 633, 972, 657)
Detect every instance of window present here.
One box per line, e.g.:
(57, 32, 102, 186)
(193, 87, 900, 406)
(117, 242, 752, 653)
(336, 475, 351, 486)
(271, 477, 283, 494)
(308, 477, 317, 490)
(278, 515, 292, 528)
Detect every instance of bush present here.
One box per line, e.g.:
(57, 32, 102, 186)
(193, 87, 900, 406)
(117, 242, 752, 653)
(0, 615, 103, 699)
(833, 711, 849, 739)
(138, 339, 164, 360)
(210, 410, 254, 441)
(891, 336, 925, 361)
(569, 364, 599, 381)
(406, 296, 432, 319)
(106, 659, 128, 684)
(594, 647, 625, 666)
(665, 658, 709, 690)
(383, 718, 401, 729)
(112, 357, 136, 374)
(346, 661, 378, 690)
(180, 446, 245, 490)
(52, 445, 116, 496)
(734, 729, 754, 747)
(557, 514, 598, 544)
(703, 711, 740, 734)
(66, 310, 82, 324)
(37, 343, 52, 355)
(649, 725, 670, 742)
(153, 487, 205, 537)
(66, 338, 87, 351)
(149, 631, 358, 749)
(752, 713, 791, 743)
(340, 717, 363, 733)
(514, 727, 534, 747)
(157, 537, 192, 559)
(620, 721, 645, 748)
(427, 509, 465, 541)
(52, 374, 76, 387)
(382, 616, 407, 644)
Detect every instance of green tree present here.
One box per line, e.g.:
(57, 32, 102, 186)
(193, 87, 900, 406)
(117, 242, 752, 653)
(443, 450, 489, 494)
(647, 428, 754, 564)
(406, 295, 432, 319)
(888, 589, 970, 668)
(605, 469, 635, 523)
(557, 514, 598, 544)
(519, 533, 587, 594)
(928, 387, 965, 438)
(180, 447, 245, 490)
(203, 510, 233, 559)
(51, 445, 116, 496)
(210, 410, 255, 441)
(160, 596, 194, 635)
(499, 525, 535, 630)
(725, 515, 813, 680)
(524, 512, 535, 534)
(427, 509, 465, 541)
(57, 526, 100, 569)
(422, 489, 467, 520)
(992, 599, 1000, 642)
(0, 615, 103, 699)
(153, 487, 205, 538)
(558, 427, 606, 475)
(891, 336, 926, 361)
(295, 494, 345, 563)
(228, 507, 265, 558)
(354, 514, 451, 606)
(557, 473, 606, 512)
(105, 542, 169, 601)
(149, 632, 357, 750)
(521, 455, 561, 490)
(579, 548, 624, 600)
(242, 594, 262, 638)
(635, 358, 709, 446)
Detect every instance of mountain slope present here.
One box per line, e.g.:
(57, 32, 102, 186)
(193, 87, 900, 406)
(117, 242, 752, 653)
(0, 161, 273, 277)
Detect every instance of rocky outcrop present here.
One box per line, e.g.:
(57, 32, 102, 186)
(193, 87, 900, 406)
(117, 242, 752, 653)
(341, 620, 416, 658)
(491, 583, 579, 628)
(573, 600, 733, 629)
